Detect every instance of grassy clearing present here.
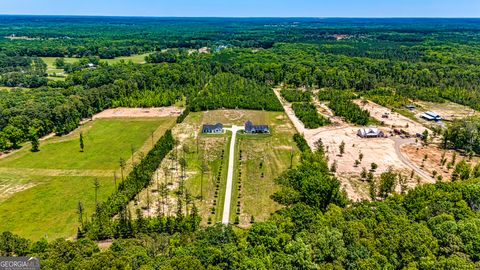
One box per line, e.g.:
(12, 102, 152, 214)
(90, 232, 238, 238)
(42, 54, 149, 70)
(129, 110, 300, 227)
(102, 54, 150, 65)
(0, 118, 174, 170)
(0, 176, 112, 240)
(233, 113, 300, 226)
(0, 117, 175, 240)
(42, 54, 150, 81)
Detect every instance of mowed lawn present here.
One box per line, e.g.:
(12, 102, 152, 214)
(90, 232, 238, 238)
(0, 117, 175, 240)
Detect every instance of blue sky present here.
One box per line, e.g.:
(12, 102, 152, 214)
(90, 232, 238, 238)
(0, 0, 479, 17)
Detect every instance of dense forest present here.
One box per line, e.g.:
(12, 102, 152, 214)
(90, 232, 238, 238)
(443, 117, 480, 155)
(280, 89, 312, 103)
(292, 102, 330, 129)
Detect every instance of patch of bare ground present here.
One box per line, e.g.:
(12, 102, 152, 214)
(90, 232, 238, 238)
(93, 107, 183, 119)
(401, 143, 475, 181)
(274, 88, 435, 201)
(0, 182, 36, 203)
(315, 126, 416, 201)
(354, 99, 429, 135)
(96, 240, 113, 251)
(199, 109, 272, 126)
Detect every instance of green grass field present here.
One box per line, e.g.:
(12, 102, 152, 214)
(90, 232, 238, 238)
(42, 54, 148, 70)
(101, 53, 150, 65)
(0, 117, 175, 240)
(232, 113, 300, 226)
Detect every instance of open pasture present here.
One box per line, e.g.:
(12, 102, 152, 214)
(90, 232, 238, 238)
(0, 117, 175, 240)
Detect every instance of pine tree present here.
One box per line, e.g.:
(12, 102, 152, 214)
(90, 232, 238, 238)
(79, 132, 85, 152)
(30, 136, 39, 152)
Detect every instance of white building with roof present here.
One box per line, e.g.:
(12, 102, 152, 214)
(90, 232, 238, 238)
(357, 126, 384, 138)
(420, 111, 442, 121)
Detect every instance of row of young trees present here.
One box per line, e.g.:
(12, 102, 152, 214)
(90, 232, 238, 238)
(79, 130, 194, 240)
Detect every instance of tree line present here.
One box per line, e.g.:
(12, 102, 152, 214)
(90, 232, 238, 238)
(292, 102, 330, 129)
(78, 130, 200, 240)
(0, 60, 282, 152)
(328, 97, 371, 126)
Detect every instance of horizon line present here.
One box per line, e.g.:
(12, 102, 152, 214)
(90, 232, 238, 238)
(1, 14, 479, 19)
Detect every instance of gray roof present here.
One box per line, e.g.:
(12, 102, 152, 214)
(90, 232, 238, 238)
(203, 123, 223, 132)
(425, 111, 441, 118)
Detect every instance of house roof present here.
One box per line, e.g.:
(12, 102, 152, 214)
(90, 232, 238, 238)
(245, 121, 269, 132)
(358, 126, 382, 136)
(421, 114, 436, 120)
(425, 111, 441, 118)
(203, 123, 223, 131)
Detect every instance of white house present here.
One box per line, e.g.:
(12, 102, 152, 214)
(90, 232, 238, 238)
(357, 126, 384, 138)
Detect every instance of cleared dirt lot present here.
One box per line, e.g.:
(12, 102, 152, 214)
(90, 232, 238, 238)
(354, 99, 429, 135)
(309, 125, 425, 200)
(93, 107, 183, 119)
(275, 90, 436, 201)
(401, 143, 478, 181)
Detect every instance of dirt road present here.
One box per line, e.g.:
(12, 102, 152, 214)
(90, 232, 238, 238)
(391, 137, 434, 183)
(222, 125, 244, 224)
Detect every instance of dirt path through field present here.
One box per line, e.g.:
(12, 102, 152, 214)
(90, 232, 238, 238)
(0, 167, 113, 177)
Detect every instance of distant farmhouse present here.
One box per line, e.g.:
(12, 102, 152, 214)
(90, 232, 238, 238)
(357, 126, 384, 138)
(420, 111, 442, 121)
(245, 121, 269, 134)
(202, 123, 224, 134)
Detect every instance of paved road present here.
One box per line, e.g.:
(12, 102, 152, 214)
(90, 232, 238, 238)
(391, 137, 434, 183)
(222, 125, 244, 225)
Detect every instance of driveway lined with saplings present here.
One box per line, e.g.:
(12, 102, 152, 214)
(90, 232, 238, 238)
(222, 125, 244, 224)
